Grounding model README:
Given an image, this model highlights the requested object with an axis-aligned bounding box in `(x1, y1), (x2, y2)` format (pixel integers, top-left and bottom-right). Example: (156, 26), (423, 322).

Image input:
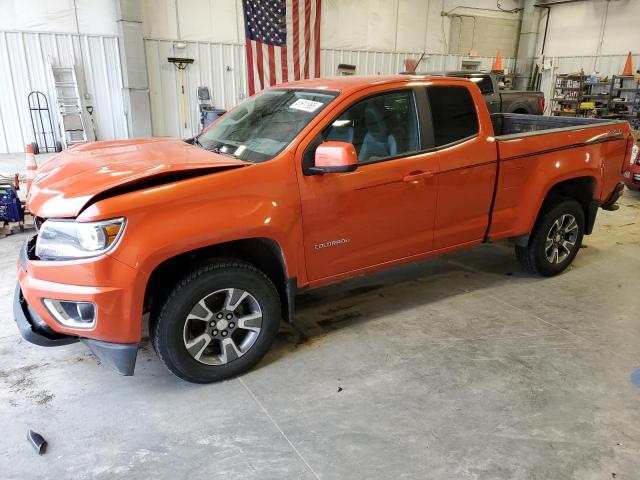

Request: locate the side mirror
(309, 141), (358, 174)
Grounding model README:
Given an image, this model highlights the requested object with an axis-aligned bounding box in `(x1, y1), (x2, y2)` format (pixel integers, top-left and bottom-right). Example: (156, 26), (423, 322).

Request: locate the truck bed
(491, 113), (623, 139)
(487, 112), (629, 242)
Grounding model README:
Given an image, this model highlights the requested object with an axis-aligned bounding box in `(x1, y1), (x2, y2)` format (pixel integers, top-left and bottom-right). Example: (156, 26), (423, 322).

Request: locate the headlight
(631, 144), (639, 165)
(35, 218), (126, 260)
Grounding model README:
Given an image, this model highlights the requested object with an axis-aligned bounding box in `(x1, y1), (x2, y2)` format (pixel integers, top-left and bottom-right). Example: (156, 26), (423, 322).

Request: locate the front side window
(427, 86), (479, 147)
(323, 90), (420, 164)
(198, 89), (337, 163)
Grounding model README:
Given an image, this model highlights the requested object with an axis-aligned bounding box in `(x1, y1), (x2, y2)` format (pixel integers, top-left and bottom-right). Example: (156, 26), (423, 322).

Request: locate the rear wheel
(152, 259), (281, 383)
(515, 198), (585, 276)
(30, 142), (39, 155)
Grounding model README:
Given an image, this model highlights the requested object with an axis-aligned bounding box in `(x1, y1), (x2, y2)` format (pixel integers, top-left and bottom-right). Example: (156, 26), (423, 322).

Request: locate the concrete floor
(1, 191), (639, 479)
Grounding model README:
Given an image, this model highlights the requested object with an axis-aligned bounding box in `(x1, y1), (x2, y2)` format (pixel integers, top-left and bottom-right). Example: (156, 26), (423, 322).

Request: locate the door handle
(402, 170), (434, 183)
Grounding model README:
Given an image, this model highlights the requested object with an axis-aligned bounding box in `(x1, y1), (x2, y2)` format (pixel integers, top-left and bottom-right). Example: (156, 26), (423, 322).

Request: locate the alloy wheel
(182, 288), (263, 365)
(544, 213), (579, 264)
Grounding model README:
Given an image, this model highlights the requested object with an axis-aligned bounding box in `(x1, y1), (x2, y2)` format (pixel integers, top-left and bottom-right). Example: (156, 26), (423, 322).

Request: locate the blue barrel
(0, 184), (23, 223)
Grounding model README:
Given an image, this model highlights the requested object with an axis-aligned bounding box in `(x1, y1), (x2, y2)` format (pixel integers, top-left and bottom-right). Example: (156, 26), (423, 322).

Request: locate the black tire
(55, 141), (63, 153)
(152, 259), (281, 383)
(30, 142), (39, 155)
(515, 198), (585, 277)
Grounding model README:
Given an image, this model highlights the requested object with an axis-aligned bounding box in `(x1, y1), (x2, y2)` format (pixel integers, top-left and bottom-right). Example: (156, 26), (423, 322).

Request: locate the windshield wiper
(193, 137), (237, 159)
(192, 136), (205, 148)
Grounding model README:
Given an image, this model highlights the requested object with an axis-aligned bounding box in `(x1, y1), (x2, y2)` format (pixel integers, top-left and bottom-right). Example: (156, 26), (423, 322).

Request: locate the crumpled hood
(28, 138), (249, 218)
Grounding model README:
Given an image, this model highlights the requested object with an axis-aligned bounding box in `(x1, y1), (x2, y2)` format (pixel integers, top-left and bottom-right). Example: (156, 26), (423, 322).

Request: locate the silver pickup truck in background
(405, 70), (545, 115)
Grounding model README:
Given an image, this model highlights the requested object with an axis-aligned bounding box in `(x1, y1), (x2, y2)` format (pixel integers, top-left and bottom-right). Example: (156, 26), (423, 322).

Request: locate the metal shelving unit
(551, 72), (589, 116)
(551, 71), (640, 127)
(604, 75), (640, 129)
(551, 72), (613, 118)
(581, 80), (611, 117)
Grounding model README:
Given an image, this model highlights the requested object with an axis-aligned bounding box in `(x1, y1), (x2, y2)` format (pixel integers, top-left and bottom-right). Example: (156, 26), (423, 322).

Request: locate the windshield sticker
(289, 99), (324, 113)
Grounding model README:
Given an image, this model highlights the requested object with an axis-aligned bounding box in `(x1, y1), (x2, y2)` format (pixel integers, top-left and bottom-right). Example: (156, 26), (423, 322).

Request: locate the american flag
(243, 0), (322, 95)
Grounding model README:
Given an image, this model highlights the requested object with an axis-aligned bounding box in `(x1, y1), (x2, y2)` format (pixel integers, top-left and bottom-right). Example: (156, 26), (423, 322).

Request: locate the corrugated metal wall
(144, 38), (515, 138)
(320, 49), (514, 77)
(0, 31), (127, 153)
(144, 40), (247, 140)
(4, 32), (637, 150)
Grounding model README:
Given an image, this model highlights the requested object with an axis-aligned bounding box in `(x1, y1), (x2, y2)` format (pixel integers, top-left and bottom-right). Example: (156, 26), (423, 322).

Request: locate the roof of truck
(405, 70), (492, 76)
(276, 74), (469, 93)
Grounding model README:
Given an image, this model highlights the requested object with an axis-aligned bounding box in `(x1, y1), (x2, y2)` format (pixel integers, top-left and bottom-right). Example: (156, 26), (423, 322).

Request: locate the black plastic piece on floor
(27, 430), (47, 455)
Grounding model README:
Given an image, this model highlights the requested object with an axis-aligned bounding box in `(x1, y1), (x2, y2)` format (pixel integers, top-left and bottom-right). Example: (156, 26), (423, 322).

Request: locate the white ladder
(51, 66), (87, 148)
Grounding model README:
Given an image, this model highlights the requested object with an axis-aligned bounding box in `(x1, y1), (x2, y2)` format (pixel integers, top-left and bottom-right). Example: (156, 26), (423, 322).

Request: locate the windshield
(197, 89), (338, 162)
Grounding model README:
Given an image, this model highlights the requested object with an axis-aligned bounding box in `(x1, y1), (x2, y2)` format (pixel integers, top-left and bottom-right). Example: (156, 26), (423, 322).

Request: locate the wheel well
(543, 176), (597, 234)
(144, 238), (293, 331)
(512, 176), (596, 247)
(512, 108), (528, 114)
(544, 176), (595, 213)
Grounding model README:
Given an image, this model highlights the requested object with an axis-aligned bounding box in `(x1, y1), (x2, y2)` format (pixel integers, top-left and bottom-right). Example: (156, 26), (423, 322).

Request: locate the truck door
(424, 85), (498, 249)
(296, 88), (439, 282)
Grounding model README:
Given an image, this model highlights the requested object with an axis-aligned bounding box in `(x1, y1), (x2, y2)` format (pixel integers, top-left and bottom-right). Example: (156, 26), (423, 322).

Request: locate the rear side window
(426, 86), (479, 147)
(469, 75), (493, 94)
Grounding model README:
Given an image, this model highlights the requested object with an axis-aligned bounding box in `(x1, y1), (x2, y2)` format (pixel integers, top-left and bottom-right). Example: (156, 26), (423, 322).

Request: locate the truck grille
(633, 173), (640, 185)
(26, 234), (39, 261)
(34, 216), (45, 232)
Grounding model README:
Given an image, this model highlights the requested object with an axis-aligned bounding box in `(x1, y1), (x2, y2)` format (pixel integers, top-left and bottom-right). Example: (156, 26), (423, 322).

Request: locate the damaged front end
(15, 237), (139, 376)
(15, 138), (254, 376)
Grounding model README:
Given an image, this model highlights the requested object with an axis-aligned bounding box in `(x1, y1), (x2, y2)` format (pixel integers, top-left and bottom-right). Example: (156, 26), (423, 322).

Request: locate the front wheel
(152, 259), (281, 383)
(515, 198), (585, 276)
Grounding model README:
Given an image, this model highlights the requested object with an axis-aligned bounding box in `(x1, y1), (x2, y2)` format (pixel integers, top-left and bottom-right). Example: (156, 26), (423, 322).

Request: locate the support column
(116, 0), (152, 137)
(514, 0), (541, 90)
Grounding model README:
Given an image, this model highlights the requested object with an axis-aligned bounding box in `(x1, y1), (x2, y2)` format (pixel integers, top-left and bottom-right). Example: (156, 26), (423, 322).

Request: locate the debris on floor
(27, 430), (47, 455)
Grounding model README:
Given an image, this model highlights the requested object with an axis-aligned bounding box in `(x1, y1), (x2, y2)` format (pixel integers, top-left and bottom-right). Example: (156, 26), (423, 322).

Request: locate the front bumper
(13, 283), (79, 347)
(623, 163), (640, 188)
(14, 237), (143, 376)
(14, 283), (138, 375)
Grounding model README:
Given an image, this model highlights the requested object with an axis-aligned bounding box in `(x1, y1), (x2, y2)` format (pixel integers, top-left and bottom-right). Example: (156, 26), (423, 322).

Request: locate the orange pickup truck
(15, 75), (630, 383)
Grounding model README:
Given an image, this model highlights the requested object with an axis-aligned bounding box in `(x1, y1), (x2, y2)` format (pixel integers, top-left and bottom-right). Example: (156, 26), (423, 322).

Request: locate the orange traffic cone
(622, 52), (633, 76)
(25, 144), (37, 198)
(492, 49), (503, 72)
